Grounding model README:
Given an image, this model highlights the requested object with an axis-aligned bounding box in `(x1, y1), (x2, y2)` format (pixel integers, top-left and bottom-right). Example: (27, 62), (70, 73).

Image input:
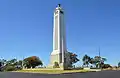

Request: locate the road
(0, 70), (120, 78)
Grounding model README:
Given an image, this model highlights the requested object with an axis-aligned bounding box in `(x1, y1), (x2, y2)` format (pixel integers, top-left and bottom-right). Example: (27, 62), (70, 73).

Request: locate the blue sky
(0, 0), (120, 66)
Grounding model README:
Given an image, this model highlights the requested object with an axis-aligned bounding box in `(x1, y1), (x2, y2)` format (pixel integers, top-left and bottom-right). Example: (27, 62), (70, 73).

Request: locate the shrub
(4, 66), (17, 71)
(102, 64), (112, 69)
(53, 62), (60, 68)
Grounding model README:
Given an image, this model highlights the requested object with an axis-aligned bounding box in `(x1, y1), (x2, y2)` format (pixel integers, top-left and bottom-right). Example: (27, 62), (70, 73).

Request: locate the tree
(6, 59), (17, 66)
(0, 59), (7, 66)
(82, 54), (91, 67)
(94, 56), (101, 68)
(14, 60), (23, 69)
(23, 56), (43, 68)
(89, 58), (96, 66)
(118, 62), (120, 67)
(69, 52), (79, 65)
(92, 56), (107, 68)
(23, 60), (30, 68)
(17, 60), (22, 66)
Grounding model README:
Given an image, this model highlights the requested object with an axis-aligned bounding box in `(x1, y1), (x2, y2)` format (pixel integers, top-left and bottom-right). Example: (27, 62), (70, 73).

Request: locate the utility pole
(99, 47), (100, 57)
(98, 47), (102, 69)
(22, 57), (24, 69)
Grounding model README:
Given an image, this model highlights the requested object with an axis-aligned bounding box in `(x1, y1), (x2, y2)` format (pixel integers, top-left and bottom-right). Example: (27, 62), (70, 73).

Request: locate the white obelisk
(50, 4), (70, 69)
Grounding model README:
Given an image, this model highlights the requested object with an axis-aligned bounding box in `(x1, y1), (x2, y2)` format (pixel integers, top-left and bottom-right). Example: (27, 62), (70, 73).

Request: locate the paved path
(0, 70), (120, 78)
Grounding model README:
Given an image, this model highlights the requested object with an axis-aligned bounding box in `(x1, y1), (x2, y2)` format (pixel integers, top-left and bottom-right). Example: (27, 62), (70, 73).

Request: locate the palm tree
(89, 58), (96, 67)
(6, 59), (17, 66)
(0, 59), (7, 66)
(82, 54), (91, 67)
(93, 56), (107, 68)
(101, 57), (107, 62)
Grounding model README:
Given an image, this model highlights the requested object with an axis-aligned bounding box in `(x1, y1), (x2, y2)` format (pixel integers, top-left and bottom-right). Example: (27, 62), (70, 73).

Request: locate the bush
(102, 64), (112, 69)
(53, 62), (60, 68)
(4, 66), (17, 71)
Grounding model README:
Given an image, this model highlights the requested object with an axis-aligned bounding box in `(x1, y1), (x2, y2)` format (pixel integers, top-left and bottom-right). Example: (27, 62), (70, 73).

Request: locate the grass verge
(16, 69), (90, 74)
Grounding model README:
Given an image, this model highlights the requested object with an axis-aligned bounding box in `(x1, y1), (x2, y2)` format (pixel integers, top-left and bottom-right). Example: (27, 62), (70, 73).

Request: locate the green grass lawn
(16, 69), (90, 74)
